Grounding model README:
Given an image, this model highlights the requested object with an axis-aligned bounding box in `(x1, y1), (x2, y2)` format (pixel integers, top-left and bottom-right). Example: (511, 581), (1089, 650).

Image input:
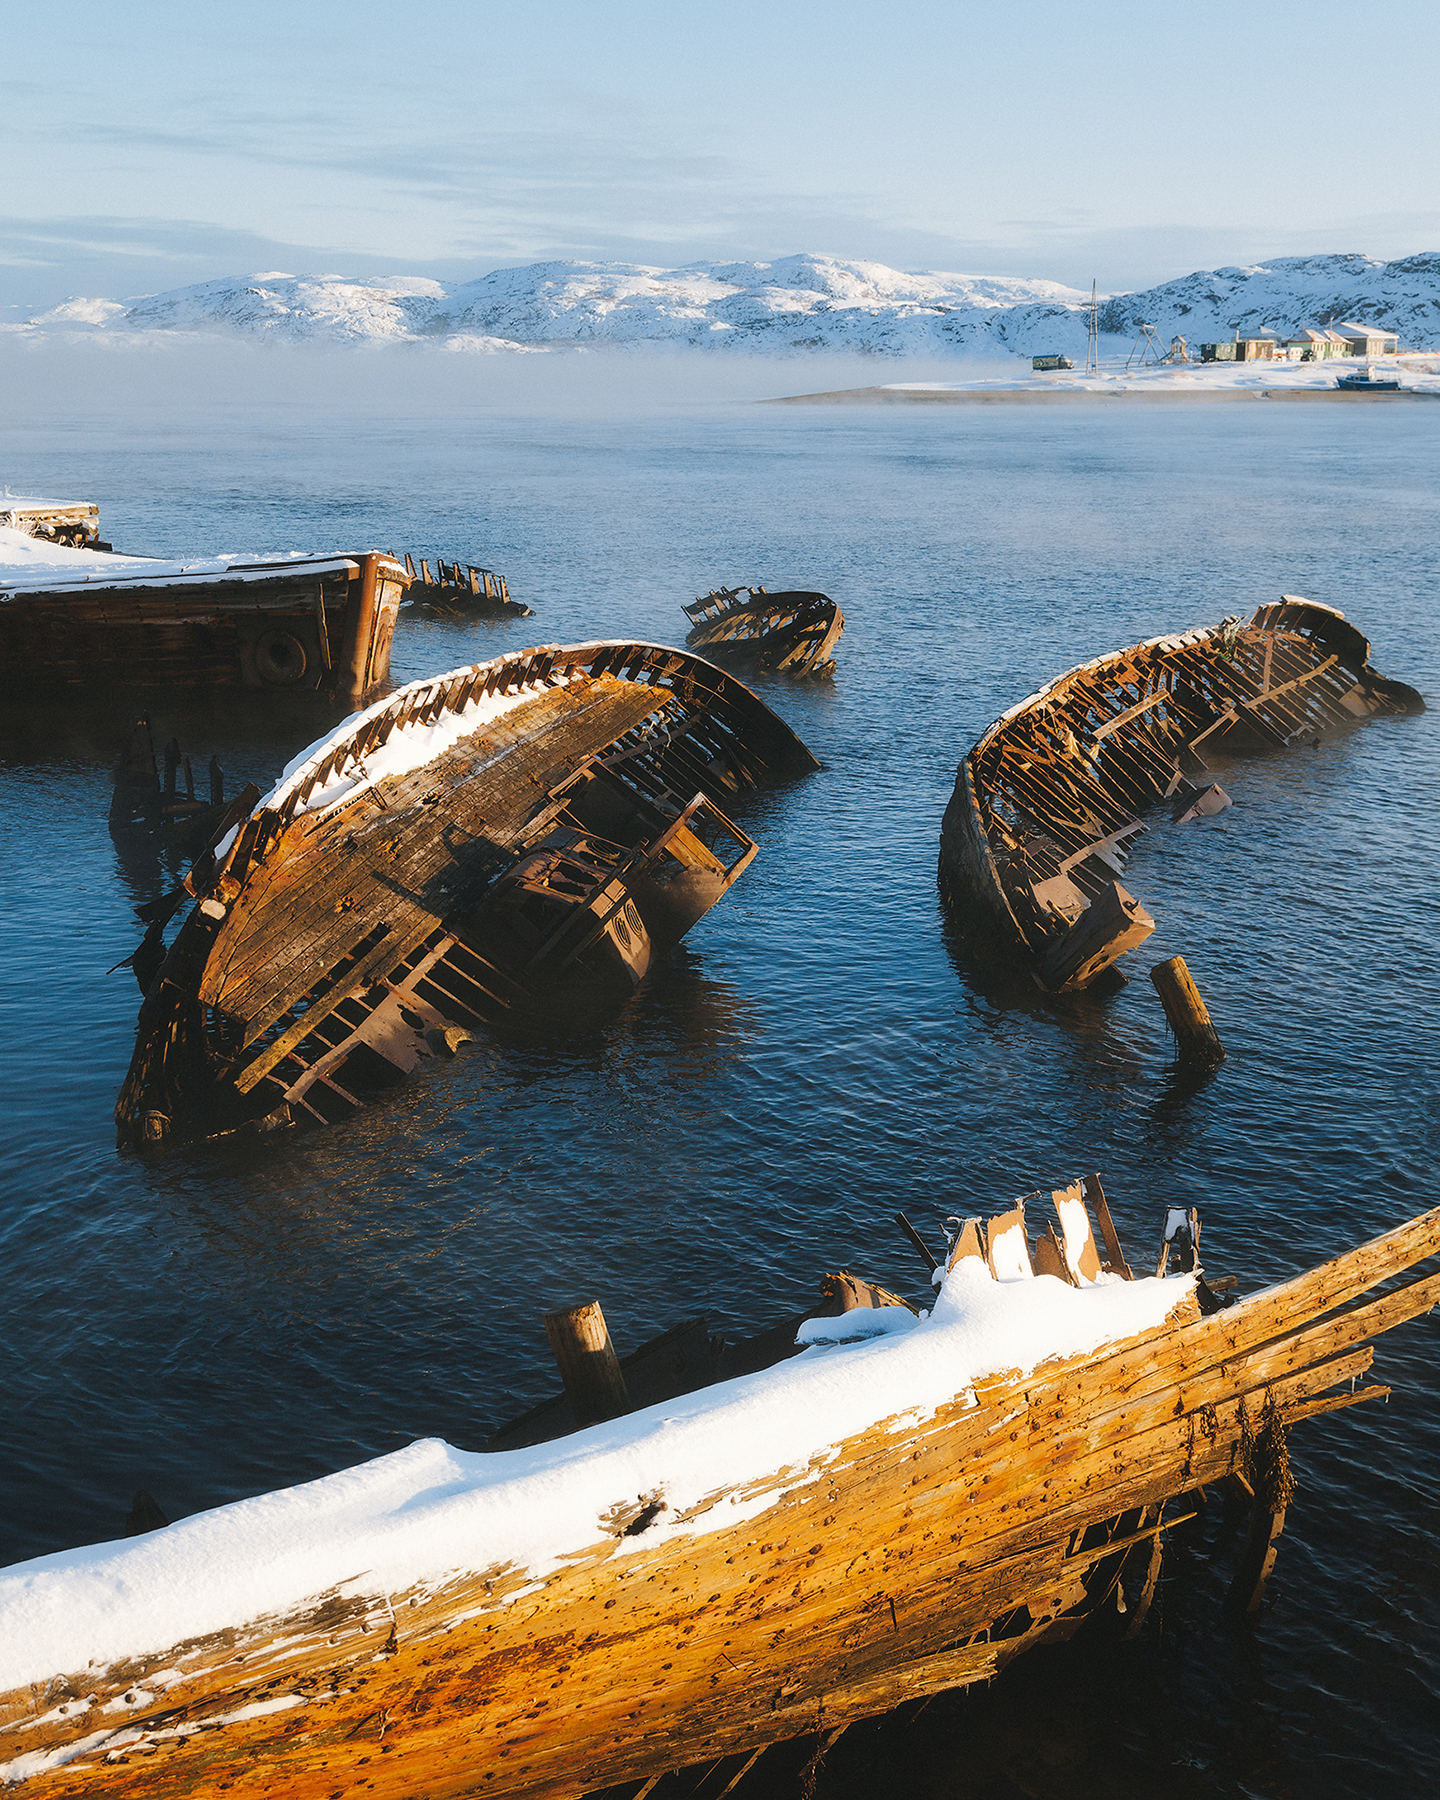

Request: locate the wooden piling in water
(1149, 954), (1225, 1067)
(543, 1301), (632, 1426)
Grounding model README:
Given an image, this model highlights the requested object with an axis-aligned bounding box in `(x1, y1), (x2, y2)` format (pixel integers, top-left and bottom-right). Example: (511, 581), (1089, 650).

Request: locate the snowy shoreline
(771, 354), (1440, 403)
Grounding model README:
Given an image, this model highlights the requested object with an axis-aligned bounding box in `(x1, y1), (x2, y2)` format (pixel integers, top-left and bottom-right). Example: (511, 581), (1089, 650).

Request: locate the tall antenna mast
(1086, 280), (1100, 376)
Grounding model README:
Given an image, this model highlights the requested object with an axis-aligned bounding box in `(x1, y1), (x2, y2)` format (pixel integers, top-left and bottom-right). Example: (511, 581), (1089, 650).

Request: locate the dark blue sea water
(2, 391), (1437, 1798)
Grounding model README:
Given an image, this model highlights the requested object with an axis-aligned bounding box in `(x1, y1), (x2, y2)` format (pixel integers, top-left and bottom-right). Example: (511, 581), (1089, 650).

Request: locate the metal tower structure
(1085, 280), (1100, 375)
(1125, 322), (1168, 370)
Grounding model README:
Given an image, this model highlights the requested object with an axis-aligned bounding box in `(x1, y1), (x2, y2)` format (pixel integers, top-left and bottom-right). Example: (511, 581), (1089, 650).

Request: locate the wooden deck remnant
(113, 641), (819, 1144)
(683, 586), (844, 679)
(2, 1188), (1434, 1800)
(939, 597), (1424, 991)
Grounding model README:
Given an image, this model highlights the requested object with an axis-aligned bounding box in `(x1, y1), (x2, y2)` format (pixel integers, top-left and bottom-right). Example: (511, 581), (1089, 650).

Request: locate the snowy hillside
(1097, 253), (1440, 349)
(6, 251), (1439, 359)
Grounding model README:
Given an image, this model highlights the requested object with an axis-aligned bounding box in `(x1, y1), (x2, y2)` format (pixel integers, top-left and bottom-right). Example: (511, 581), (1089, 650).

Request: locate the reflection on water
(0, 399), (1436, 1797)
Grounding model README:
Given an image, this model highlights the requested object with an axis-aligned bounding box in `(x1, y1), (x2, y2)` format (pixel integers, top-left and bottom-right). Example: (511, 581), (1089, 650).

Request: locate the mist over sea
(2, 349), (1436, 1798)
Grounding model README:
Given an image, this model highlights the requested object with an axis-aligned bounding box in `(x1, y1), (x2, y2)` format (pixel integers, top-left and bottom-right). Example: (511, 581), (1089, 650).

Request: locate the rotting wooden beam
(1150, 955), (1225, 1066)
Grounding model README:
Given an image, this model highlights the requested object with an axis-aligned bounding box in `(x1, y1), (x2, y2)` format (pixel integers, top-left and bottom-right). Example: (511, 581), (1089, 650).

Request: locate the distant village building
(1332, 321), (1400, 355)
(1199, 332), (1279, 362)
(1284, 328), (1349, 361)
(1203, 322), (1401, 363)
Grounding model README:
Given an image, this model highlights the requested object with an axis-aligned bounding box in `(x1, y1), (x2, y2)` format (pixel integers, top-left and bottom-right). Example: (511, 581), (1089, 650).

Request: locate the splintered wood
(939, 597), (1424, 989)
(4, 1197), (1434, 1800)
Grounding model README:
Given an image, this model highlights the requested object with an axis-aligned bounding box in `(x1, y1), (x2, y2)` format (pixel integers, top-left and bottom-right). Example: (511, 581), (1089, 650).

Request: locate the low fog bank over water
(0, 337), (991, 421)
(1, 384), (1437, 1798)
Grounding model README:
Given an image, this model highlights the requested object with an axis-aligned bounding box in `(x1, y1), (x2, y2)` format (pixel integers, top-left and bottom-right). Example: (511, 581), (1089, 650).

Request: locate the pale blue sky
(3, 0), (1437, 305)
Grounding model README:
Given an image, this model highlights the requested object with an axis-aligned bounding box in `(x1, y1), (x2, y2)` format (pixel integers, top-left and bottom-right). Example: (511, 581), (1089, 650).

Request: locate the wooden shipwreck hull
(114, 642), (818, 1145)
(401, 556), (532, 619)
(940, 597), (1424, 991)
(684, 587), (844, 679)
(1, 1193), (1434, 1800)
(0, 549), (410, 705)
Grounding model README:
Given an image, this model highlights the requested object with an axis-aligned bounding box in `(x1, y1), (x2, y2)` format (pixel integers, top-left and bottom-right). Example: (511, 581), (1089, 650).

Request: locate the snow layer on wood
(0, 494), (93, 514)
(1055, 1194), (1097, 1281)
(253, 665), (573, 822)
(0, 1258), (1190, 1693)
(0, 1694), (302, 1785)
(0, 524), (174, 581)
(0, 525), (356, 593)
(988, 1217), (1033, 1281)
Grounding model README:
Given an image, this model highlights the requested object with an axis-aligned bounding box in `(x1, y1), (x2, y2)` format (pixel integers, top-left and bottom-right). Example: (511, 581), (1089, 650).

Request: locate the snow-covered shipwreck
(940, 597), (1424, 992)
(0, 525), (411, 708)
(1, 1186), (1435, 1799)
(115, 641), (818, 1146)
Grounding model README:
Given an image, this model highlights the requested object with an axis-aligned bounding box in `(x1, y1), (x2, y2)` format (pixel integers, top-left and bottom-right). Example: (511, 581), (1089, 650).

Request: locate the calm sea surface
(2, 391), (1437, 1798)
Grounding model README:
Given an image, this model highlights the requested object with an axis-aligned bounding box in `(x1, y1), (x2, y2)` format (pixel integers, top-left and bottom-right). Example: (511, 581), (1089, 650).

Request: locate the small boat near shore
(0, 523), (411, 706)
(939, 596), (1424, 992)
(1334, 368), (1403, 392)
(114, 641), (818, 1145)
(1, 1186), (1434, 1799)
(684, 586), (844, 678)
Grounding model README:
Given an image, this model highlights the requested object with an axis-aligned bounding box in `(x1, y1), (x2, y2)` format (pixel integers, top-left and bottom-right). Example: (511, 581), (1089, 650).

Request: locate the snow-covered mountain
(7, 251), (1439, 358)
(1096, 253), (1440, 347)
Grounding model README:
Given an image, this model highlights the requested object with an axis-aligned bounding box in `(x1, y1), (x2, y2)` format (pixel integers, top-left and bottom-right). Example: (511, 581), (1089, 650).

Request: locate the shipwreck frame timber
(0, 551), (411, 704)
(939, 596), (1424, 991)
(400, 554), (531, 618)
(114, 641), (819, 1145)
(684, 587), (844, 679)
(1, 1193), (1434, 1800)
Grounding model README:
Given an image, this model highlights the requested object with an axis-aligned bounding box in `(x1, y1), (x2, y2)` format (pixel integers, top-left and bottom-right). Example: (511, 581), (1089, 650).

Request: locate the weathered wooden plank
(200, 680), (665, 1033)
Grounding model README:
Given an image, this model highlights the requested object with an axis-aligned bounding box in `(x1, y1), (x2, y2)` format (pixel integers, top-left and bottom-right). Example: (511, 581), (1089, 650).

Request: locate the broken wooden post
(543, 1301), (632, 1426)
(335, 553), (382, 705)
(183, 755), (195, 802)
(209, 756), (225, 807)
(1081, 1173), (1133, 1278)
(945, 1217), (985, 1269)
(1150, 954), (1224, 1067)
